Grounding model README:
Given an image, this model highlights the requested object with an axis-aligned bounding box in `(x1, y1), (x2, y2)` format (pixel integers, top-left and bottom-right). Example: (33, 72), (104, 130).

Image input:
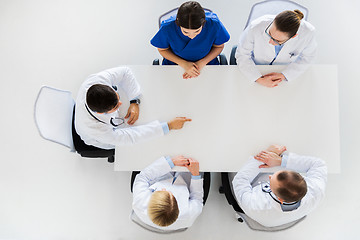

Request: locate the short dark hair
(86, 84), (118, 113)
(175, 1), (206, 29)
(276, 171), (307, 202)
(274, 10), (304, 38)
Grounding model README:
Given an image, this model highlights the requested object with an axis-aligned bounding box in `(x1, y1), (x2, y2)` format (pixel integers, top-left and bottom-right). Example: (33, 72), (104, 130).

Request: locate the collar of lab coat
(149, 174), (189, 214)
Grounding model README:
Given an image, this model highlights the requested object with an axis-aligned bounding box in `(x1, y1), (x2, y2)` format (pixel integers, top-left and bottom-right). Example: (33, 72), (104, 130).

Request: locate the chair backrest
(245, 0), (308, 29)
(158, 7), (212, 28)
(130, 210), (187, 233)
(34, 86), (75, 150)
(238, 212), (306, 231)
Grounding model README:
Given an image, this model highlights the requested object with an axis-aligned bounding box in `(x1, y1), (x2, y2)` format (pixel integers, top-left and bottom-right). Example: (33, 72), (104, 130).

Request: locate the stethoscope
(85, 104), (125, 127)
(260, 182), (301, 212)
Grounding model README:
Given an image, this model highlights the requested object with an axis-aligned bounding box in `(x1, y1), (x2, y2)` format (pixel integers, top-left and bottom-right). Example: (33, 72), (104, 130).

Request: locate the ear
(291, 34), (298, 39)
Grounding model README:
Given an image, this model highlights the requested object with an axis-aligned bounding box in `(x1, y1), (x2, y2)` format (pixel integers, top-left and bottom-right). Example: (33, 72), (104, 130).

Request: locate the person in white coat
(232, 145), (327, 227)
(235, 10), (317, 88)
(75, 66), (191, 149)
(132, 156), (203, 230)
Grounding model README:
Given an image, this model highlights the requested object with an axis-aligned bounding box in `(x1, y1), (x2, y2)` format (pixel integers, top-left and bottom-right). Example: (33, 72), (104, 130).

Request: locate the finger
(185, 118), (192, 122)
(125, 110), (130, 119)
(127, 113), (135, 124)
(192, 65), (200, 73)
(192, 67), (200, 75)
(259, 164), (269, 168)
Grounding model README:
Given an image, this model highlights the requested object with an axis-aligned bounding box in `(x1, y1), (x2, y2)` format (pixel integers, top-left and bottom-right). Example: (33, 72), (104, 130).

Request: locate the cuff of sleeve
(130, 96), (139, 101)
(191, 175), (201, 180)
(281, 151), (289, 167)
(161, 122), (170, 135)
(281, 73), (288, 81)
(165, 156), (174, 168)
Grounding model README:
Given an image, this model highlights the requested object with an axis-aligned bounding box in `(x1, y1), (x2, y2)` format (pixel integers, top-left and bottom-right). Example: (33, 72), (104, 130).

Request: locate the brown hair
(276, 171), (307, 202)
(148, 191), (179, 227)
(175, 1), (206, 29)
(274, 10), (304, 38)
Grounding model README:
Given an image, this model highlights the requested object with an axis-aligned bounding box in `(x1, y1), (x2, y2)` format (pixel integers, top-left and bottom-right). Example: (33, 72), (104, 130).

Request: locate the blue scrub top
(150, 12), (230, 65)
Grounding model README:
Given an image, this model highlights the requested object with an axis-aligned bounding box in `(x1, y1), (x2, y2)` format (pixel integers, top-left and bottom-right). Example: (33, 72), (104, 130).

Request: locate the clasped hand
(172, 155), (200, 176)
(256, 72), (285, 88)
(254, 144), (286, 168)
(182, 60), (206, 79)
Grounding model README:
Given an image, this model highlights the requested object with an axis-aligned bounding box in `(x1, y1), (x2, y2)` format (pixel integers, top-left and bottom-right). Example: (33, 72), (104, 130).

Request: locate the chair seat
(71, 106), (114, 158)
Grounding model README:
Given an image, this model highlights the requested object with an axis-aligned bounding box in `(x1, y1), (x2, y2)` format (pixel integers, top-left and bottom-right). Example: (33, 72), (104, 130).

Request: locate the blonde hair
(148, 191), (179, 227)
(274, 9), (304, 37)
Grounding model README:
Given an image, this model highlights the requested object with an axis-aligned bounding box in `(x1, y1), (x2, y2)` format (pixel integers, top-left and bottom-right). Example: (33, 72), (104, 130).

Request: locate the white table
(114, 65), (340, 173)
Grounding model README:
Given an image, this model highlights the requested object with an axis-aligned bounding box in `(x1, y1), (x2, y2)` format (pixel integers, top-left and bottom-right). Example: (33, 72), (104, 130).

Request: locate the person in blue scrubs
(151, 1), (230, 79)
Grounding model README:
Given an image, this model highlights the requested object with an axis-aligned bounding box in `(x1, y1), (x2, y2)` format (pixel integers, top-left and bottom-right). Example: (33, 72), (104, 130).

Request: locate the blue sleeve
(161, 122), (170, 135)
(150, 25), (170, 49)
(191, 175), (202, 180)
(165, 156), (175, 168)
(213, 19), (230, 46)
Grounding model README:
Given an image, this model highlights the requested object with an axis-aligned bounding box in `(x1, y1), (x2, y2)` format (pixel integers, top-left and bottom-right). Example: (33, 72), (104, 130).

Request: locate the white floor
(1, 0), (360, 239)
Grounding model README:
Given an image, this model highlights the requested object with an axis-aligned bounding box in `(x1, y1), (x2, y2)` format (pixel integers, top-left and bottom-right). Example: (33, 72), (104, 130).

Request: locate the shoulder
(204, 12), (222, 28)
(159, 16), (177, 31)
(247, 15), (274, 32)
(298, 20), (316, 36)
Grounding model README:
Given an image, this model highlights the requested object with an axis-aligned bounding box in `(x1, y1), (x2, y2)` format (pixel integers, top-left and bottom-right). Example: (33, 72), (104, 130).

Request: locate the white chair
(230, 0), (309, 65)
(34, 86), (115, 163)
(245, 0), (308, 29)
(34, 86), (75, 151)
(130, 210), (187, 234)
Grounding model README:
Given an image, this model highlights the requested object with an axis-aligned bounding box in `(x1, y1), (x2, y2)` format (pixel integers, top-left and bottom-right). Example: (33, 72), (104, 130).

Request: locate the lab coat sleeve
(235, 26), (263, 82)
(90, 120), (166, 146)
(97, 67), (141, 100)
(232, 157), (263, 207)
(284, 152), (327, 201)
(185, 177), (204, 225)
(281, 30), (317, 81)
(132, 157), (172, 209)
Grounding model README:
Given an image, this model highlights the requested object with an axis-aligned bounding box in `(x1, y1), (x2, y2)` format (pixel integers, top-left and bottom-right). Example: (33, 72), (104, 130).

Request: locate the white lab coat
(132, 157), (203, 230)
(75, 67), (166, 149)
(235, 15), (317, 82)
(232, 152), (327, 227)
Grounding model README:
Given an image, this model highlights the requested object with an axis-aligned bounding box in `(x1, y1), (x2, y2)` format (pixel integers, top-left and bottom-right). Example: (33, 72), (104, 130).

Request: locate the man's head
(269, 170), (307, 203)
(148, 190), (179, 227)
(86, 84), (122, 113)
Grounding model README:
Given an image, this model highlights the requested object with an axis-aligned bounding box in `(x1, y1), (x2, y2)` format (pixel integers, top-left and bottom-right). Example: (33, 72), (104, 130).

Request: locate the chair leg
(152, 59), (160, 65)
(130, 171), (141, 193)
(108, 155), (114, 163)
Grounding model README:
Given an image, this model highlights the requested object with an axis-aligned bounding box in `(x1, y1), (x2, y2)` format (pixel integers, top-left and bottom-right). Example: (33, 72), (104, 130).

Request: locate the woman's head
(148, 190), (179, 227)
(267, 10), (304, 46)
(274, 9), (304, 38)
(175, 1), (205, 39)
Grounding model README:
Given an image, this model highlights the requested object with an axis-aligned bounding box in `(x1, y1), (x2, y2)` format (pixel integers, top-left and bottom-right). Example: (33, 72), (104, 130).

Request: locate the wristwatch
(130, 98), (141, 105)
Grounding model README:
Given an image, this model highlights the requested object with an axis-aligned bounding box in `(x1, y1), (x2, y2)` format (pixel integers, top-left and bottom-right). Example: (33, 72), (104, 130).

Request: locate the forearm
(158, 48), (187, 66)
(199, 45), (224, 65)
(232, 158), (262, 201)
